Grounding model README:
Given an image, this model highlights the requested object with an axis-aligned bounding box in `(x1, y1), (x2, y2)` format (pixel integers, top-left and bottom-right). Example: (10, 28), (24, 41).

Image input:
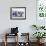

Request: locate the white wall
(0, 0), (37, 42)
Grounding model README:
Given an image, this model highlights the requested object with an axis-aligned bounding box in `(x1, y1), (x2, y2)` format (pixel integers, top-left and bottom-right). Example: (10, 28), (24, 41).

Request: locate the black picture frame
(10, 7), (26, 20)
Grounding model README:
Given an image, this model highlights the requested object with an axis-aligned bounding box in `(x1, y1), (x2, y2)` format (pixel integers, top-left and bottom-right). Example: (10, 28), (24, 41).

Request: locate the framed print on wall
(36, 0), (46, 26)
(37, 0), (46, 19)
(10, 7), (26, 20)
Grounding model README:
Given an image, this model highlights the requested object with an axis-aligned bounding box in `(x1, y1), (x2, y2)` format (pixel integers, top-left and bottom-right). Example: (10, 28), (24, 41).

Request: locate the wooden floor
(0, 42), (46, 46)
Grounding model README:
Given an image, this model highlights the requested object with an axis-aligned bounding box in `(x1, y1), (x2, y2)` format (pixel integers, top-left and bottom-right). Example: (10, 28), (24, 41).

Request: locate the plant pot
(37, 39), (45, 44)
(40, 38), (45, 43)
(37, 39), (40, 43)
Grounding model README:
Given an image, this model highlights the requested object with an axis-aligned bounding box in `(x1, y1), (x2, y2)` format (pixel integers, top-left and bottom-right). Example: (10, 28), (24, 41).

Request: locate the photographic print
(10, 7), (26, 20)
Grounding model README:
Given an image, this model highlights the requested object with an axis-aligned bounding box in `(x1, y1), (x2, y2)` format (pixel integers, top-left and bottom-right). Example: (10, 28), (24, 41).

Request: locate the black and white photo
(10, 7), (26, 20)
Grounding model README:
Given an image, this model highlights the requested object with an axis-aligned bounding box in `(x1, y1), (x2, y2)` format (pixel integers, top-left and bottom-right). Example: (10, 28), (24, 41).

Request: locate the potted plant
(32, 25), (39, 30)
(40, 26), (45, 29)
(33, 32), (46, 43)
(32, 24), (45, 30)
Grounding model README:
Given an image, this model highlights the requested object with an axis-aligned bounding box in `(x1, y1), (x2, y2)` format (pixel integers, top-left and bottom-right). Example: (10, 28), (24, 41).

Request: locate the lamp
(11, 27), (18, 34)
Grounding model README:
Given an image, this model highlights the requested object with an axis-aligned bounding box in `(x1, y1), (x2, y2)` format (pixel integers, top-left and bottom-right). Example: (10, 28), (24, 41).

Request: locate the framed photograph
(36, 0), (46, 25)
(10, 7), (26, 20)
